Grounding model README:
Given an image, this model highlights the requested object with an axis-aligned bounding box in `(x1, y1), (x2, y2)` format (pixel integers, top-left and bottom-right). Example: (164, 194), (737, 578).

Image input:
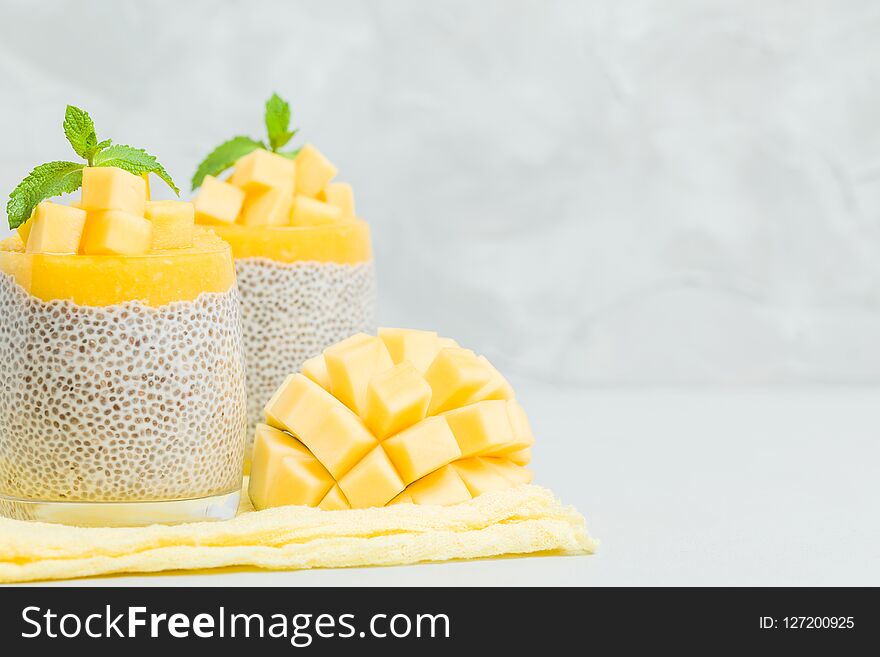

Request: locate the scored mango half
(249, 328), (534, 510)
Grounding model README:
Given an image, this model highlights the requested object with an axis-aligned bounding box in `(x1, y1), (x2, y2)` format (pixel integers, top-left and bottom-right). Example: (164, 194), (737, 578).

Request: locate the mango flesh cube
(294, 144), (338, 198)
(263, 374), (376, 478)
(443, 400), (515, 458)
(144, 200), (195, 250)
(382, 416), (462, 485)
(239, 184), (293, 227)
(248, 424), (334, 510)
(194, 175), (245, 225)
(438, 337), (459, 349)
(301, 354), (331, 390)
(337, 445), (404, 508)
(378, 327), (441, 373)
(79, 210), (152, 256)
(324, 333), (394, 417)
(290, 195), (343, 226)
(483, 457), (533, 485)
(232, 148), (296, 193)
(81, 166), (147, 216)
(318, 484), (351, 511)
(406, 465), (472, 506)
(502, 400), (536, 453)
(425, 348), (492, 415)
(25, 202), (87, 255)
(318, 182), (355, 219)
(465, 355), (515, 405)
(364, 362), (431, 439)
(142, 173), (151, 201)
(452, 457), (516, 496)
(505, 447), (532, 466)
(16, 213), (34, 245)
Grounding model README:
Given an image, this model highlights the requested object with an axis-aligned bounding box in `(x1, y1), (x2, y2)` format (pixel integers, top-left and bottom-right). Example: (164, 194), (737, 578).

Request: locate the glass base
(0, 490), (241, 527)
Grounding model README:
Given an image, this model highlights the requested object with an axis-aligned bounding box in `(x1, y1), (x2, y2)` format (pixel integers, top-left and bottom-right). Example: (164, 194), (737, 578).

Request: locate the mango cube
(294, 144), (338, 198)
(387, 491), (414, 505)
(443, 400), (515, 458)
(382, 416), (462, 485)
(301, 354), (331, 390)
(337, 445), (405, 508)
(465, 355), (515, 404)
(424, 348), (492, 415)
(144, 200), (195, 250)
(378, 327), (442, 373)
(318, 182), (355, 219)
(290, 195), (343, 226)
(318, 484), (351, 511)
(142, 173), (151, 201)
(406, 465), (472, 506)
(505, 447), (532, 466)
(81, 166), (147, 216)
(263, 374), (376, 478)
(231, 148), (296, 193)
(80, 210), (152, 256)
(452, 457), (516, 496)
(483, 457), (533, 485)
(194, 175), (245, 225)
(239, 184), (294, 227)
(324, 333), (394, 417)
(364, 362), (432, 439)
(248, 424), (334, 509)
(16, 212), (34, 245)
(25, 202), (87, 255)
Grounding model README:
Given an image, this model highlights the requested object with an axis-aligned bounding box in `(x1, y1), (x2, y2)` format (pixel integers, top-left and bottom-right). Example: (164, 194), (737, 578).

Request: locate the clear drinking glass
(0, 228), (246, 526)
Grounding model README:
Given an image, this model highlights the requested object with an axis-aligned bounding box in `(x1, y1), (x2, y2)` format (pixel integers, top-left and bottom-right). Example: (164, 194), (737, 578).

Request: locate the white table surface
(22, 382), (880, 587)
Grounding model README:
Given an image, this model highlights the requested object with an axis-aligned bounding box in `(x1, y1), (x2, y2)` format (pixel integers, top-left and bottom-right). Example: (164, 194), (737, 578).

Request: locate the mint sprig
(6, 105), (179, 229)
(191, 92), (300, 191)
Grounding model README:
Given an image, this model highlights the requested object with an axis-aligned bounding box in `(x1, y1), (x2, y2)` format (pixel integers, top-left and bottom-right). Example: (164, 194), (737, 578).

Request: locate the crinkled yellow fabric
(0, 484), (595, 583)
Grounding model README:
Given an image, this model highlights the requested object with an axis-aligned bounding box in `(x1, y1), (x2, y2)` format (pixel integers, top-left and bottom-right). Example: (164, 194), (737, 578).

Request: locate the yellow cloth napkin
(0, 484), (596, 583)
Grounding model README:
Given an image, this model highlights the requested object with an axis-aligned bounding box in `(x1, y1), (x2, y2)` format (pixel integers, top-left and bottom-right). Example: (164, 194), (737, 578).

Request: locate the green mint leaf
(265, 93), (295, 151)
(277, 147), (302, 160)
(190, 136), (263, 190)
(93, 144), (180, 196)
(63, 105), (98, 161)
(94, 138), (112, 153)
(6, 161), (84, 229)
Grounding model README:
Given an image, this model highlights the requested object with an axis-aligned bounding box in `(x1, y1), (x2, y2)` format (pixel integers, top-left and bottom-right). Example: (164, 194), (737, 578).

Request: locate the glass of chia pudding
(193, 139), (376, 469)
(0, 138), (247, 525)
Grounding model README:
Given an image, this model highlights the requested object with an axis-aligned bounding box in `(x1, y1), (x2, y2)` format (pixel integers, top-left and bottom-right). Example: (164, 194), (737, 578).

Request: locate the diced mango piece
(248, 424), (335, 510)
(239, 184), (294, 227)
(290, 195), (343, 226)
(194, 175), (245, 225)
(443, 400), (514, 458)
(387, 491), (414, 505)
(301, 354), (331, 390)
(318, 484), (351, 511)
(505, 447), (532, 466)
(142, 173), (151, 201)
(318, 182), (354, 219)
(382, 416), (462, 485)
(16, 212), (34, 245)
(365, 362), (432, 439)
(144, 200), (194, 250)
(438, 337), (459, 349)
(324, 333), (394, 417)
(501, 400), (536, 453)
(452, 457), (515, 496)
(424, 348), (492, 415)
(406, 465), (472, 506)
(81, 166), (147, 216)
(464, 355), (515, 405)
(294, 144), (338, 198)
(25, 202), (87, 255)
(263, 374), (376, 478)
(378, 328), (441, 373)
(337, 445), (404, 508)
(231, 148), (296, 192)
(80, 210), (152, 256)
(483, 457), (533, 485)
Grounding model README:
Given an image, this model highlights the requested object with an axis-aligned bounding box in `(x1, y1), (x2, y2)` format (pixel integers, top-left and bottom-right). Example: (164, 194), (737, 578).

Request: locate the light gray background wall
(2, 0), (879, 385)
